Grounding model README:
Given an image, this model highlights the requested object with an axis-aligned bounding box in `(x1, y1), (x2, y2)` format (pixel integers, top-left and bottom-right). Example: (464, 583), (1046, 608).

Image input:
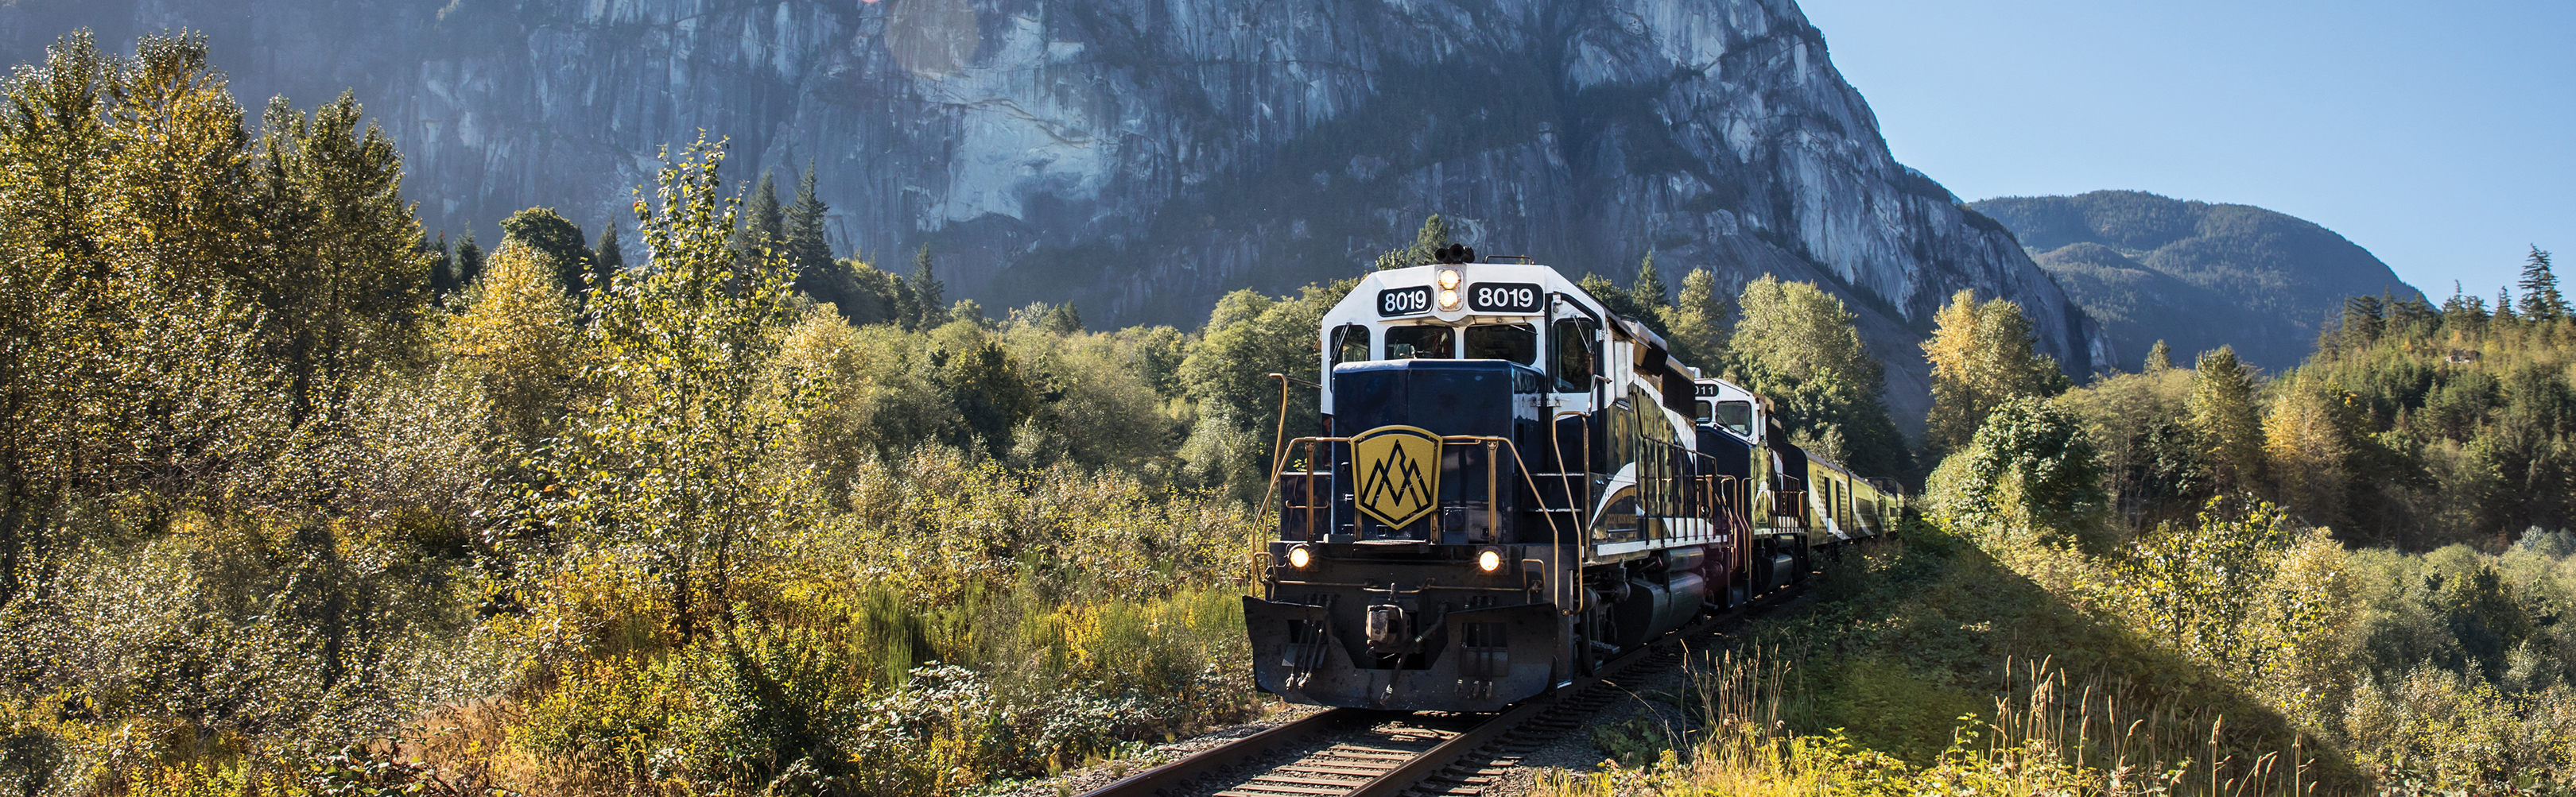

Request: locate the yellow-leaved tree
(444, 240), (583, 451)
(1922, 289), (2066, 456)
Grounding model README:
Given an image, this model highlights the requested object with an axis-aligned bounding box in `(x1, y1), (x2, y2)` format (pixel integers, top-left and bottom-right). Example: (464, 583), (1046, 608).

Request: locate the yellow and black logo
(1352, 425), (1442, 528)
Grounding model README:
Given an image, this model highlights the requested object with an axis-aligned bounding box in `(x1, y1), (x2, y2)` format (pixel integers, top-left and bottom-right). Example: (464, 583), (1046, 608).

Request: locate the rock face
(1973, 191), (2420, 373)
(0, 0), (2103, 427)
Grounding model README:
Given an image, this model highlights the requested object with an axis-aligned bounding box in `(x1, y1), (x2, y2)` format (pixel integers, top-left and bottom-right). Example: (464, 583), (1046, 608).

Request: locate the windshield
(1463, 323), (1536, 364)
(1385, 326), (1453, 359)
(1332, 324), (1371, 366)
(1714, 400), (1752, 438)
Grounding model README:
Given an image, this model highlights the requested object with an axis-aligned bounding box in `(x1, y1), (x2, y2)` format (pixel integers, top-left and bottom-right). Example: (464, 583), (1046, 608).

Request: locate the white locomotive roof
(1321, 262), (1605, 328)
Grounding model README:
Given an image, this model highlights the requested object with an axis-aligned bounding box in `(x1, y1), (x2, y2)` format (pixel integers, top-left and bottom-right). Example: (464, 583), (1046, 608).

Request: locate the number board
(1466, 282), (1543, 314)
(1376, 286), (1433, 317)
(1694, 382), (1721, 397)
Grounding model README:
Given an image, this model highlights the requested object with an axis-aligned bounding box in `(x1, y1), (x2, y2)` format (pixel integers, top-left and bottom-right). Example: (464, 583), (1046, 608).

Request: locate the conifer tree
(2146, 339), (2173, 373)
(2496, 286), (2518, 323)
(2343, 294), (2385, 343)
(1658, 268), (1728, 368)
(735, 170), (785, 266)
(457, 234), (485, 286)
(2520, 246), (2562, 321)
(499, 207), (591, 296)
(1631, 251), (1668, 310)
(427, 232), (456, 300)
(786, 163), (832, 277)
(1375, 214), (1449, 271)
(909, 244), (945, 329)
(592, 222), (623, 292)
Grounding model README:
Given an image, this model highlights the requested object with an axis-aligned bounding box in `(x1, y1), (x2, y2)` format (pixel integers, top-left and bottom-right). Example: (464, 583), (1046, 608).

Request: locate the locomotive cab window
(1547, 319), (1596, 392)
(1463, 323), (1536, 364)
(1331, 324), (1371, 366)
(1714, 400), (1752, 438)
(1385, 325), (1454, 359)
(1694, 400), (1714, 424)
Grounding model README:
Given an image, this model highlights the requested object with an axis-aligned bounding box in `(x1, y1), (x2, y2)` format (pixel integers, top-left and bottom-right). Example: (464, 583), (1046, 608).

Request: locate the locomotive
(1243, 252), (1904, 712)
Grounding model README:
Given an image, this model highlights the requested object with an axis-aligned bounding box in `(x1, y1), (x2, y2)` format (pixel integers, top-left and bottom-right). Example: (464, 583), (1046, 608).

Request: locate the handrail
(1259, 433), (1583, 613)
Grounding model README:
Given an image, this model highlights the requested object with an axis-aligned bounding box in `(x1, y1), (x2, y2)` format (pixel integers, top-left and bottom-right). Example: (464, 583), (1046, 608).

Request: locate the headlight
(1436, 267), (1462, 290)
(1476, 547), (1503, 573)
(1288, 544), (1312, 569)
(1437, 288), (1461, 311)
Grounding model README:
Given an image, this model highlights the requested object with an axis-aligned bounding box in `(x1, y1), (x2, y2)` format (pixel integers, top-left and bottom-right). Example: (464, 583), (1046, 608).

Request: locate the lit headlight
(1289, 544), (1312, 569)
(1476, 547), (1502, 573)
(1437, 288), (1461, 311)
(1435, 267), (1462, 290)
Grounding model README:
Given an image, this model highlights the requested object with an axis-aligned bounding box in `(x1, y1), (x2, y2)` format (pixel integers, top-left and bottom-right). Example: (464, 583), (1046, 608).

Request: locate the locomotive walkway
(1074, 589), (1805, 797)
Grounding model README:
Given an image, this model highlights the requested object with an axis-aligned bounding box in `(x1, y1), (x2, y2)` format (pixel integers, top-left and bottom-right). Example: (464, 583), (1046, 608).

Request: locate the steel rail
(1073, 707), (1368, 797)
(1076, 587), (1804, 797)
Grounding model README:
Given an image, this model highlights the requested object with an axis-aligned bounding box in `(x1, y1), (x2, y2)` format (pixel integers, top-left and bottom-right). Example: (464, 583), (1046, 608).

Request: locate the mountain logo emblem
(1351, 425), (1442, 529)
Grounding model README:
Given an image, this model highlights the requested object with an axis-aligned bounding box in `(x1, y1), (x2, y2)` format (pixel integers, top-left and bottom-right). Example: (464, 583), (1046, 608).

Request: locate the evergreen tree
(2521, 246), (2562, 321)
(783, 162), (859, 319)
(457, 234), (485, 287)
(1658, 268), (1728, 369)
(1630, 251), (1668, 310)
(1374, 214), (1449, 270)
(592, 222), (624, 292)
(908, 244), (945, 329)
(1578, 273), (1653, 326)
(786, 163), (830, 271)
(427, 232), (456, 300)
(2497, 286), (2519, 323)
(2342, 294), (2386, 343)
(734, 170), (785, 263)
(2146, 339), (2173, 373)
(499, 207), (592, 296)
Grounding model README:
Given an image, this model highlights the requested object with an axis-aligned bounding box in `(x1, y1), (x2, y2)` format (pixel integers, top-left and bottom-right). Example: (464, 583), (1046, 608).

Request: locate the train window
(1463, 323), (1536, 364)
(1713, 400), (1752, 438)
(1694, 400), (1714, 424)
(1547, 319), (1596, 392)
(1384, 325), (1453, 359)
(1331, 324), (1371, 366)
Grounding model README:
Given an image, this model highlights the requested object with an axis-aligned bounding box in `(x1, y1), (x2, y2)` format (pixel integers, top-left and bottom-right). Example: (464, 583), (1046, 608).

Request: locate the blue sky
(1799, 0), (2576, 300)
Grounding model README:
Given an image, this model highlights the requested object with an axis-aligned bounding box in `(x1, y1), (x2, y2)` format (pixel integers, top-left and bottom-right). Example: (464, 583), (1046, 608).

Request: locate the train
(1243, 250), (1905, 712)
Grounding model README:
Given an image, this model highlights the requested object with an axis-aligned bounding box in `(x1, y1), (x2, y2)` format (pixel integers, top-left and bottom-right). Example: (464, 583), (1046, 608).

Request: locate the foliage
(1177, 280), (1353, 497)
(1728, 276), (1910, 476)
(1924, 397), (2106, 551)
(497, 207), (592, 299)
(1371, 213), (1447, 271)
(1922, 289), (2067, 455)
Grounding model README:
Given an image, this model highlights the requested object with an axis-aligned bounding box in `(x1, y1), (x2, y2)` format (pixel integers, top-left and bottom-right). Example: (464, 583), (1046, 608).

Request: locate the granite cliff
(0, 0), (2105, 426)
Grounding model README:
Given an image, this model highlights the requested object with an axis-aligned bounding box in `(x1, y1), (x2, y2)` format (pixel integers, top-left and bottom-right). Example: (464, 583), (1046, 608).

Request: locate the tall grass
(1548, 650), (2320, 796)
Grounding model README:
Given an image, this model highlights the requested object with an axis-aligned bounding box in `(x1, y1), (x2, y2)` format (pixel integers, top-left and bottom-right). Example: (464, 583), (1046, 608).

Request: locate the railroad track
(1077, 590), (1802, 797)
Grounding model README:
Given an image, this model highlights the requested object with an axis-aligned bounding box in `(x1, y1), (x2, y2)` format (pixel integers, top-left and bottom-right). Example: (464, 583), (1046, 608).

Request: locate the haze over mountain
(0, 0), (2109, 423)
(1970, 191), (2419, 373)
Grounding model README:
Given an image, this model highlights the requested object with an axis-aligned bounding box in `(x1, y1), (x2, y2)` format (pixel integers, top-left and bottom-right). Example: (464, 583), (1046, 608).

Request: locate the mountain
(1971, 191), (2419, 373)
(0, 0), (2105, 426)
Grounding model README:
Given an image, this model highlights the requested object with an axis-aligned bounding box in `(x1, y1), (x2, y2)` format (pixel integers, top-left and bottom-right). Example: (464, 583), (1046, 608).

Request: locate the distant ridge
(1970, 191), (2419, 373)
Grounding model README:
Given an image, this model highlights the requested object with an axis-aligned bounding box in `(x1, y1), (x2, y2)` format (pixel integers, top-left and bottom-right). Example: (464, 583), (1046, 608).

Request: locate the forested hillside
(1972, 191), (2419, 372)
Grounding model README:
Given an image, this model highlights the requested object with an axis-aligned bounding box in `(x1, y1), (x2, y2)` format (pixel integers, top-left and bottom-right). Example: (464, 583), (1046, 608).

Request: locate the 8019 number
(1467, 282), (1543, 313)
(1377, 286), (1433, 317)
